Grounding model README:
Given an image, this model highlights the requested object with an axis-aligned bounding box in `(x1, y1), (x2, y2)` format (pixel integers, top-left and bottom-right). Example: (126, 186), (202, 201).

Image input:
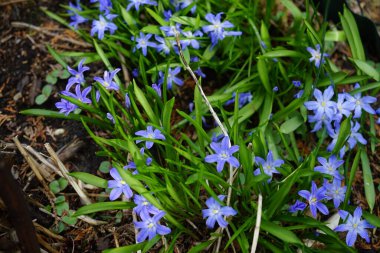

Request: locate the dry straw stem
(174, 31), (239, 253)
(174, 31), (238, 253)
(44, 143), (92, 205)
(250, 194), (263, 253)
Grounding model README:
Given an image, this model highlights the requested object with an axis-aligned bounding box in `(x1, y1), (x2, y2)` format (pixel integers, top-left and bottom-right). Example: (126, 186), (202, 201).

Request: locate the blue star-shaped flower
(322, 179), (346, 208)
(306, 44), (329, 68)
(94, 68), (120, 91)
(298, 181), (329, 218)
(202, 12), (242, 47)
(134, 211), (171, 242)
(133, 195), (160, 215)
(314, 155), (344, 181)
(253, 150), (284, 182)
(158, 67), (184, 90)
(335, 207), (375, 246)
(61, 84), (92, 104)
(205, 136), (239, 173)
(66, 58), (89, 90)
(132, 32), (157, 56)
(135, 126), (166, 149)
(346, 83), (376, 118)
(90, 14), (118, 40)
(202, 195), (237, 229)
(126, 0), (157, 11)
(107, 168), (133, 200)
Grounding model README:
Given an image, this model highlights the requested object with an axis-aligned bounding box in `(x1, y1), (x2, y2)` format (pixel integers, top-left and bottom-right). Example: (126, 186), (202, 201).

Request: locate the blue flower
(304, 86), (336, 121)
(224, 92), (252, 108)
(132, 68), (139, 78)
(152, 83), (162, 97)
(346, 83), (377, 118)
(55, 99), (78, 116)
(90, 0), (112, 13)
(205, 136), (239, 172)
(194, 67), (206, 78)
(163, 9), (173, 21)
(61, 84), (92, 104)
(202, 195), (237, 229)
(108, 168), (133, 200)
(334, 93), (355, 122)
(91, 14), (117, 40)
(133, 195), (160, 215)
(154, 35), (170, 55)
(347, 121), (367, 149)
(335, 207), (375, 246)
(134, 211), (171, 242)
(298, 181), (329, 218)
(322, 179), (346, 208)
(132, 32), (157, 56)
(253, 150), (284, 182)
(123, 161), (138, 175)
(202, 12), (242, 47)
(376, 108), (380, 124)
(127, 0), (157, 11)
(306, 44), (329, 68)
(68, 1), (87, 29)
(179, 30), (203, 50)
(66, 58), (89, 90)
(160, 23), (182, 37)
(94, 68), (120, 91)
(158, 67), (183, 90)
(289, 200), (307, 213)
(314, 155), (344, 181)
(292, 80), (302, 88)
(106, 112), (115, 124)
(173, 0), (197, 14)
(294, 89), (304, 99)
(125, 93), (131, 109)
(135, 126), (166, 149)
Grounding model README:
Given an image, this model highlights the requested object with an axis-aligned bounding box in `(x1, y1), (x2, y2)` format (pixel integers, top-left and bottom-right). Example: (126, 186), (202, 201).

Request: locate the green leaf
(261, 50), (304, 58)
(69, 172), (108, 188)
(280, 0), (302, 22)
(257, 58), (271, 93)
(120, 5), (137, 30)
(325, 30), (346, 42)
(342, 6), (365, 61)
(73, 201), (134, 216)
(59, 69), (70, 79)
(140, 25), (161, 35)
(188, 240), (215, 253)
(62, 215), (77, 225)
(103, 243), (146, 253)
(58, 178), (68, 191)
(42, 85), (53, 96)
(134, 82), (159, 125)
(46, 74), (58, 84)
(56, 202), (69, 216)
(360, 151), (375, 212)
(145, 8), (167, 26)
(46, 44), (68, 68)
(261, 220), (302, 245)
(162, 98), (175, 133)
(352, 59), (380, 81)
(98, 161), (111, 173)
(332, 116), (351, 154)
(279, 114), (304, 134)
(35, 94), (48, 105)
(49, 180), (60, 194)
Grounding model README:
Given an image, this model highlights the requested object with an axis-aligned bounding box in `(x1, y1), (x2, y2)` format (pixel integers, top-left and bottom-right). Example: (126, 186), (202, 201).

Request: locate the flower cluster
(304, 84), (376, 157)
